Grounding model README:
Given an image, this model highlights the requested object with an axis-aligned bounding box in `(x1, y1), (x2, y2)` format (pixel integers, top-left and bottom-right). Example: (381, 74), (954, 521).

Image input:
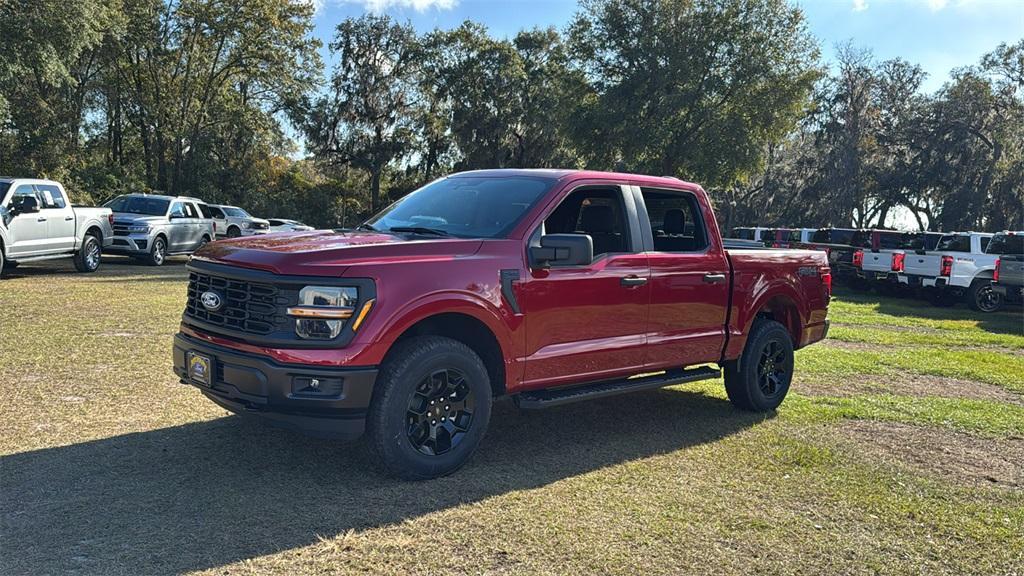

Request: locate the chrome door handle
(37, 217), (47, 222)
(620, 275), (648, 287)
(703, 273), (727, 284)
(65, 216), (74, 221)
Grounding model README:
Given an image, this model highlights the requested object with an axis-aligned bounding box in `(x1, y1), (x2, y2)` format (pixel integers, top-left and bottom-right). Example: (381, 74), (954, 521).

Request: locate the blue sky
(311, 0), (1024, 93)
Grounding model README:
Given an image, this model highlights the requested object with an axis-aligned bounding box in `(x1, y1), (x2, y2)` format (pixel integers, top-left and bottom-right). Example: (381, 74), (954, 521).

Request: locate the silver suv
(104, 194), (216, 265)
(207, 205), (269, 238)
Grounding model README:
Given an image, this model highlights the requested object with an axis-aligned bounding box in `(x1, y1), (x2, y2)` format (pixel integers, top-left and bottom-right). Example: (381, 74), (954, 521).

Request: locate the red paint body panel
(182, 170), (829, 396)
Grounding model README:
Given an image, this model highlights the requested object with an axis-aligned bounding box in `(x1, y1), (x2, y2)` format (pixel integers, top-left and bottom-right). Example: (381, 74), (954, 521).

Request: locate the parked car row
(0, 178), (315, 276)
(728, 225), (1023, 313)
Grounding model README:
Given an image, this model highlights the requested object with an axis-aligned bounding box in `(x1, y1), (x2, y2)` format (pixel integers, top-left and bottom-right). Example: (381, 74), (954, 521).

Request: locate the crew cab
(989, 232), (1023, 305)
(0, 178), (113, 277)
(909, 232), (996, 309)
(172, 170), (831, 479)
(104, 194), (216, 266)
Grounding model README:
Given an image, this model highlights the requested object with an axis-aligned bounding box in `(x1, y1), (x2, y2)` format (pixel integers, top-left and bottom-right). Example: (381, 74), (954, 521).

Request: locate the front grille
(113, 224), (131, 236)
(185, 272), (286, 335)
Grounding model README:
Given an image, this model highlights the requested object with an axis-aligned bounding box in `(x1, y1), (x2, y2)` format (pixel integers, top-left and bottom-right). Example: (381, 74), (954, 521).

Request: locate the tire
(197, 235), (211, 251)
(967, 279), (1003, 313)
(0, 247), (4, 278)
(366, 336), (492, 480)
(724, 319), (794, 412)
(146, 236), (167, 266)
(227, 226), (241, 238)
(73, 233), (102, 273)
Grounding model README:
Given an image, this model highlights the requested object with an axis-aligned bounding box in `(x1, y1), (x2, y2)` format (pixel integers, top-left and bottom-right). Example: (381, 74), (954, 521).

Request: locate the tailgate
(999, 256), (1024, 286)
(904, 253), (939, 277)
(861, 251), (894, 273)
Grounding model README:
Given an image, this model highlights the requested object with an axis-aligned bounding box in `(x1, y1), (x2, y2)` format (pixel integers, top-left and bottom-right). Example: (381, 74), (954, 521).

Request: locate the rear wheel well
(84, 225), (103, 243)
(755, 296), (801, 347)
(391, 313), (506, 397)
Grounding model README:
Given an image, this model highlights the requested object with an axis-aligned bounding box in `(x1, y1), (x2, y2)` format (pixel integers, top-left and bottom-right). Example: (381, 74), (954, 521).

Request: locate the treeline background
(1, 0), (1020, 232)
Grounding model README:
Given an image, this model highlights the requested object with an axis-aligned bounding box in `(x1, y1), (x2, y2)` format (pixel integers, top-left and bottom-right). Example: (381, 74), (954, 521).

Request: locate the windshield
(223, 207), (250, 218)
(366, 176), (554, 239)
(104, 196), (170, 216)
(987, 234), (1023, 255)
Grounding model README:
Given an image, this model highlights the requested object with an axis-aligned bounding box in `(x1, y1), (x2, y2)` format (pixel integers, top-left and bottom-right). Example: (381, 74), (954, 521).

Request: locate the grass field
(1, 258), (1022, 575)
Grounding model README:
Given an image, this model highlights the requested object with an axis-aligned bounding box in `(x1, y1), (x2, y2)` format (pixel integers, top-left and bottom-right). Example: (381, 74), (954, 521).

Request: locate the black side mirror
(11, 196), (40, 215)
(529, 234), (594, 268)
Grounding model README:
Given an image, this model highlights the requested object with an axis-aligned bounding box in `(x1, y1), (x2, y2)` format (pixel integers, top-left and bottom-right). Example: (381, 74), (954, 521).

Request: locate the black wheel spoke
(406, 367), (476, 456)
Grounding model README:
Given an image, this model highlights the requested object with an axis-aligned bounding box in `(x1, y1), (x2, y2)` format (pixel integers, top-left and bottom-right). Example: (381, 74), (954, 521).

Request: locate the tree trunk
(370, 168), (382, 213)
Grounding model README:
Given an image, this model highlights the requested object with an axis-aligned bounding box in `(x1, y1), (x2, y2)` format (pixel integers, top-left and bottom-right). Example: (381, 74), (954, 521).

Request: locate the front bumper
(106, 233), (153, 254)
(172, 332), (377, 440)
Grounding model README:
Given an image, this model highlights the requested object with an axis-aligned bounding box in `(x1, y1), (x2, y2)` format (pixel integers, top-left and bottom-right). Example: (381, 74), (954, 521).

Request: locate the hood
(193, 230), (483, 276)
(113, 214), (166, 225)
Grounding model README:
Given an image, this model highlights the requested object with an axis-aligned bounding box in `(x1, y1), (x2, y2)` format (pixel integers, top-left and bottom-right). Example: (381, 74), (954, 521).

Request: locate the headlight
(244, 222), (254, 229)
(128, 225), (150, 234)
(288, 286), (359, 339)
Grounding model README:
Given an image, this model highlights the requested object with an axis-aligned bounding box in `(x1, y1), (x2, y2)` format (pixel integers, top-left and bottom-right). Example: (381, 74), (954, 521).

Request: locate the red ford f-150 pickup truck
(173, 170), (831, 479)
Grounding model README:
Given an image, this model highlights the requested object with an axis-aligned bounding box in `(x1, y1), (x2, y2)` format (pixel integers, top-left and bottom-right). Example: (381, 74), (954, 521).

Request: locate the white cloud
(852, 0), (868, 11)
(357, 0), (458, 12)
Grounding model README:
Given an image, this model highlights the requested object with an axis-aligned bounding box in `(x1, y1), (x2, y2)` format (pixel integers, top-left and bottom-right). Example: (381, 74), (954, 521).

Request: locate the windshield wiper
(355, 223), (378, 232)
(386, 226), (451, 237)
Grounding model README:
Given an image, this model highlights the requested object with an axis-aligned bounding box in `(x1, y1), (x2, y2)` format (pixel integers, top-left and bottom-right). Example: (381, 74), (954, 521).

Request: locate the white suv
(207, 205), (270, 238)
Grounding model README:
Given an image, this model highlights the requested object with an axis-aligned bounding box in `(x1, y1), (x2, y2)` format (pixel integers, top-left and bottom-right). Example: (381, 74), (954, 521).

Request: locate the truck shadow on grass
(832, 287), (1023, 336)
(1, 388), (764, 575)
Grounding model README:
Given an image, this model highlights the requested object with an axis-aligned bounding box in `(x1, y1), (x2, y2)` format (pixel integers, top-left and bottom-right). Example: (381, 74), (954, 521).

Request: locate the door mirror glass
(530, 234), (593, 268)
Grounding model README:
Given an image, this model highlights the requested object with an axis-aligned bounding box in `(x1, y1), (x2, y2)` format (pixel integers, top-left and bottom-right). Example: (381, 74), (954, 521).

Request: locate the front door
(637, 187), (730, 369)
(519, 185), (650, 389)
(5, 185), (54, 257)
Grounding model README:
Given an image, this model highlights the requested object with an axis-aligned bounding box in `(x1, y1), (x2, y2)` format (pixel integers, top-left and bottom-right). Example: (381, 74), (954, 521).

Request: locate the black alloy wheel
(406, 368), (476, 456)
(756, 338), (791, 399)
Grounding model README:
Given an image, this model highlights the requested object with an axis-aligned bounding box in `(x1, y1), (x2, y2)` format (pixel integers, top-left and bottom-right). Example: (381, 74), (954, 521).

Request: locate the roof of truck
(450, 169), (701, 189)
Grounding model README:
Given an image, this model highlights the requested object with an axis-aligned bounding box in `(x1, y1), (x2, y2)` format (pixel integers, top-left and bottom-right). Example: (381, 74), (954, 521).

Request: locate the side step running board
(515, 366), (721, 410)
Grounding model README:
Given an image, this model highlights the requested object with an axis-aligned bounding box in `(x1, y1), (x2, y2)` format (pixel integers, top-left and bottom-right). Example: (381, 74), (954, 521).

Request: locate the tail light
(772, 242), (780, 248)
(994, 258), (1001, 282)
(820, 267), (832, 297)
(853, 250), (864, 268)
(107, 213), (114, 227)
(891, 252), (905, 272)
(213, 221), (217, 233)
(940, 255), (953, 276)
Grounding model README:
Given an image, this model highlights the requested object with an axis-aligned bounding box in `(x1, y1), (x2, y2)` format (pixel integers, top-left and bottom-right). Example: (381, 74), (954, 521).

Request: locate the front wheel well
(389, 313), (506, 398)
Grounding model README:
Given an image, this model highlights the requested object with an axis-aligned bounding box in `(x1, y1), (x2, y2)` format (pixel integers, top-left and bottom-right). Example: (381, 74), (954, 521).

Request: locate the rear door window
(35, 184), (67, 209)
(641, 189), (709, 252)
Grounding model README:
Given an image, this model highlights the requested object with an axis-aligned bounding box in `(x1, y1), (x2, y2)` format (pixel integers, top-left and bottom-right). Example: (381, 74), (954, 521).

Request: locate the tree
(299, 15), (420, 212)
(567, 0), (820, 186)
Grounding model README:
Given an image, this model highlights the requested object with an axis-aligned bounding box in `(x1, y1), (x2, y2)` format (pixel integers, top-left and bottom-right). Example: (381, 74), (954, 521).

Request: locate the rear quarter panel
(724, 249), (830, 360)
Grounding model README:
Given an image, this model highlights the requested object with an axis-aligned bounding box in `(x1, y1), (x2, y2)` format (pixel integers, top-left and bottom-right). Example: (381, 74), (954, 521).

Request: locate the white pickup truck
(0, 178), (114, 277)
(902, 232), (999, 311)
(857, 231), (944, 291)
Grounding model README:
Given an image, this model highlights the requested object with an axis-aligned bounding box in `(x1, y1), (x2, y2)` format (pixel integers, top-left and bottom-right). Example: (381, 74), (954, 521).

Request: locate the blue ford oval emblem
(201, 291), (223, 312)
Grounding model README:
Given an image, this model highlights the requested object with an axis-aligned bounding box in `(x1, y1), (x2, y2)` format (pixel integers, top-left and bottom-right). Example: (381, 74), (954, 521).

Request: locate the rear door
(636, 186), (730, 369)
(35, 183), (76, 252)
(519, 184), (650, 389)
